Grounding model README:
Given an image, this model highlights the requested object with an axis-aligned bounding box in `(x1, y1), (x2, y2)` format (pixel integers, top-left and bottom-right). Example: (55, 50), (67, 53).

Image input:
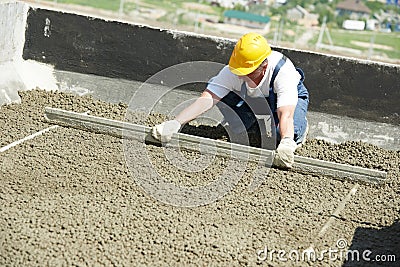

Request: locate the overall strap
(269, 55), (287, 90)
(237, 54), (287, 108)
(267, 55), (287, 124)
(236, 82), (247, 107)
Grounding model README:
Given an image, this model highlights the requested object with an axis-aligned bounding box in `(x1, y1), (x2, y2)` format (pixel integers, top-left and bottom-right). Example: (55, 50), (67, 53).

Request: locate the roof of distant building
(336, 0), (371, 14)
(223, 10), (270, 23)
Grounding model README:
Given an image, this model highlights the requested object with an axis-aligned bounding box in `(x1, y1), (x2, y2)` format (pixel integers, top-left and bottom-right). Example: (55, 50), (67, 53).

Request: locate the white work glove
(274, 137), (297, 169)
(152, 120), (181, 143)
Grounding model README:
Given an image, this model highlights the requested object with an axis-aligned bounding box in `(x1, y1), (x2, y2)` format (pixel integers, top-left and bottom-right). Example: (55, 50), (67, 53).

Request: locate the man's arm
(175, 90), (220, 124)
(152, 90), (220, 142)
(276, 105), (296, 139)
(273, 104), (297, 169)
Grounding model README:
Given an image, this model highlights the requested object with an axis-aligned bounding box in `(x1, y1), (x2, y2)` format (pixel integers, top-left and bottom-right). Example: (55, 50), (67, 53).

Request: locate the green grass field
(44, 0), (208, 12)
(311, 28), (400, 59)
(47, 0), (121, 11)
(262, 20), (400, 61)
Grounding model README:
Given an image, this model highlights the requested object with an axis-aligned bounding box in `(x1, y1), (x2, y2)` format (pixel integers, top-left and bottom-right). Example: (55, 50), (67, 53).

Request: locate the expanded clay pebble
(0, 89), (399, 266)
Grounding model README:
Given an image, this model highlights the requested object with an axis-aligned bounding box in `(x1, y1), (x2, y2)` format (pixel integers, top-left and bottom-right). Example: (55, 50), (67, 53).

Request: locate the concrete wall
(278, 48), (400, 124)
(22, 8), (234, 82)
(1, 2), (399, 124)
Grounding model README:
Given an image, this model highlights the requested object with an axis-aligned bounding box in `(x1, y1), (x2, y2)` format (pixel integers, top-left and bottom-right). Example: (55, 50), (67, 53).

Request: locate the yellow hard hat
(228, 33), (272, 76)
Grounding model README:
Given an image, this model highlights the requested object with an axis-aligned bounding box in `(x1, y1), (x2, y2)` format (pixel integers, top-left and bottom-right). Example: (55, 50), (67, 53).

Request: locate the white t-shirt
(207, 51), (300, 108)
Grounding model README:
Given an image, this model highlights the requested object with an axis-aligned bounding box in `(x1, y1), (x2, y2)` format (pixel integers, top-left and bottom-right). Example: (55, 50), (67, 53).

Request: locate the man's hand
(274, 137), (297, 169)
(152, 120), (181, 143)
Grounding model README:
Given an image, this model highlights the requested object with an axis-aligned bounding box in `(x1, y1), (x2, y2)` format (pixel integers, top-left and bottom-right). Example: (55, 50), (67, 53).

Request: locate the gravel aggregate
(0, 90), (398, 266)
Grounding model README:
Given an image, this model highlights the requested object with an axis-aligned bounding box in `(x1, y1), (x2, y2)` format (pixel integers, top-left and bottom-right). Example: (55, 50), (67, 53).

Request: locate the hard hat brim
(228, 64), (259, 76)
(228, 48), (271, 76)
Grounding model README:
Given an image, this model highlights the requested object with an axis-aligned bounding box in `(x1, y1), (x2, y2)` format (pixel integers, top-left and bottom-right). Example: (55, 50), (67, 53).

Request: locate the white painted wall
(0, 1), (27, 62)
(0, 1), (57, 105)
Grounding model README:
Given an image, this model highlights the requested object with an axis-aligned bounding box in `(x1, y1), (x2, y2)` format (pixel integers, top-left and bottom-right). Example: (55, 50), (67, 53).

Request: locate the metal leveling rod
(44, 107), (387, 184)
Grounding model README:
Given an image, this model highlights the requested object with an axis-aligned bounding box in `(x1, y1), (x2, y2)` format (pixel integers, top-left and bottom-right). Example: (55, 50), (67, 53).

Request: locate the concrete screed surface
(0, 90), (399, 266)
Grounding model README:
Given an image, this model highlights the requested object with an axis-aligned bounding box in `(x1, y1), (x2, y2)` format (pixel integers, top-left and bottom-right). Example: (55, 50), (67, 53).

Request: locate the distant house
(336, 0), (371, 20)
(223, 10), (271, 30)
(287, 5), (305, 20)
(275, 0), (287, 6)
(287, 5), (319, 27)
(209, 0), (249, 8)
(374, 9), (400, 31)
(342, 19), (365, 30)
(385, 0), (399, 6)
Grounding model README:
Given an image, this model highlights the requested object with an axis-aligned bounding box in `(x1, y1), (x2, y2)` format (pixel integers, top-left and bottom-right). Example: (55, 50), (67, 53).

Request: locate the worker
(152, 32), (309, 169)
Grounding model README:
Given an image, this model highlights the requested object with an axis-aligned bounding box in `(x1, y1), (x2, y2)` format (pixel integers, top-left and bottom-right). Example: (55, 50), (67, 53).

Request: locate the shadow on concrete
(180, 124), (276, 150)
(181, 124), (228, 141)
(342, 219), (399, 266)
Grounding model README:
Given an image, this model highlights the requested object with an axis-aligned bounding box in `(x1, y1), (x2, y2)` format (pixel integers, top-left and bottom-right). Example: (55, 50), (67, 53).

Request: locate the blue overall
(216, 56), (309, 145)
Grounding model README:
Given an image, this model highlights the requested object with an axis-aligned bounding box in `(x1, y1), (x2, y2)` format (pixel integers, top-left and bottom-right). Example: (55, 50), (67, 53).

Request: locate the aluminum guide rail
(44, 107), (387, 184)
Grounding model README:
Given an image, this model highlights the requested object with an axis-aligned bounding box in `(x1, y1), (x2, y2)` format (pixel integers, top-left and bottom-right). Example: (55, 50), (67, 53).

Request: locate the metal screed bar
(44, 107), (387, 184)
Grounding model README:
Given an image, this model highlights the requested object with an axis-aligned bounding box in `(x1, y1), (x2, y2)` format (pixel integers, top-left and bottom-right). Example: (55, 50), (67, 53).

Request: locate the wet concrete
(0, 90), (399, 266)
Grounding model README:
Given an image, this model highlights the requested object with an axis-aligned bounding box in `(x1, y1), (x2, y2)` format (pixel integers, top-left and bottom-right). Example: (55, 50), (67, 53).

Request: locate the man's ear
(262, 59), (268, 68)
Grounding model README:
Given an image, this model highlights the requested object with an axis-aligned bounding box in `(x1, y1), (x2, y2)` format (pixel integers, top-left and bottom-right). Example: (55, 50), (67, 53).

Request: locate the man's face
(246, 65), (265, 81)
(238, 62), (268, 85)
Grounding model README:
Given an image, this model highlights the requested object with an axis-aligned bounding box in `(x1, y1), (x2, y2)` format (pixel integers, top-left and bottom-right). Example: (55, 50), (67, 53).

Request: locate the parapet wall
(1, 2), (400, 124)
